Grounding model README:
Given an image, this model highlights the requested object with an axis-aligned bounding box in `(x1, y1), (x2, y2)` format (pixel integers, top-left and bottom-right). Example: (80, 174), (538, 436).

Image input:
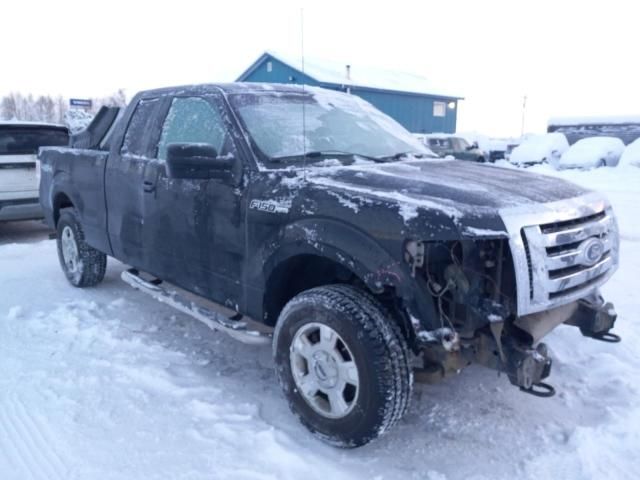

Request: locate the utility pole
(520, 95), (527, 137)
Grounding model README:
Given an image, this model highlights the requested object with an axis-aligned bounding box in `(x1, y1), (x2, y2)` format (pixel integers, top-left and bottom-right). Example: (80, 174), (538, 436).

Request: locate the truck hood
(306, 159), (591, 236)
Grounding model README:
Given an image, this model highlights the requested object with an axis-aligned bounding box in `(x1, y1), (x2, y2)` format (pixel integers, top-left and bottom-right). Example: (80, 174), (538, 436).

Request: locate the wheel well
(263, 255), (358, 326)
(262, 254), (414, 344)
(53, 193), (74, 225)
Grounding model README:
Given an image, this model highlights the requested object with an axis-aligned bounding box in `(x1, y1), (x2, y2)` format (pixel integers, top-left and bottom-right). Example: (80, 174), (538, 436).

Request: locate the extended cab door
(144, 94), (246, 308)
(105, 96), (166, 269)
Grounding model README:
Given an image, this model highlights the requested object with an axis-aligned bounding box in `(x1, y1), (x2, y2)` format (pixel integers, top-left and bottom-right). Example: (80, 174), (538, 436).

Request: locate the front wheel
(56, 208), (107, 287)
(273, 285), (413, 448)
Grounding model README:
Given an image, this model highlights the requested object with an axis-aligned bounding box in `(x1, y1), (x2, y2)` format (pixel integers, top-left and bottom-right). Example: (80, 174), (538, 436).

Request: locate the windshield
(457, 137), (471, 149)
(229, 87), (433, 166)
(0, 126), (69, 155)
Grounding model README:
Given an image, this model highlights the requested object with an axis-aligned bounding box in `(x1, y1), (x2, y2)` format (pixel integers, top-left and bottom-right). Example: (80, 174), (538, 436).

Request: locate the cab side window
(120, 97), (161, 157)
(157, 96), (230, 161)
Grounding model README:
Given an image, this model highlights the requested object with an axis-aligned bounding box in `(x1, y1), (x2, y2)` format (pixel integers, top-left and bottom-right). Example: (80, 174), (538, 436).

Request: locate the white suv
(0, 122), (69, 222)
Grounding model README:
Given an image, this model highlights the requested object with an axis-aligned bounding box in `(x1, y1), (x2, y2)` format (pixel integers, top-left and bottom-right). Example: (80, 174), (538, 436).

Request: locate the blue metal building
(237, 51), (463, 134)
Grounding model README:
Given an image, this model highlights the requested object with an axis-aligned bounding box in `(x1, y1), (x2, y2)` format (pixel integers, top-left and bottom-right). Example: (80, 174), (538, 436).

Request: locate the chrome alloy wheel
(60, 226), (80, 274)
(290, 322), (360, 419)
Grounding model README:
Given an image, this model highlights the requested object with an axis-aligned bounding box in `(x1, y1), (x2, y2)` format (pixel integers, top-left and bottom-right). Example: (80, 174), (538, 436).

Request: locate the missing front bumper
(414, 290), (620, 395)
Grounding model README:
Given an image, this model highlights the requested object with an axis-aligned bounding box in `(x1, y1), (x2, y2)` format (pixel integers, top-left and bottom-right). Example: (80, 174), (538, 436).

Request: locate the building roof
(237, 51), (463, 99)
(548, 115), (640, 127)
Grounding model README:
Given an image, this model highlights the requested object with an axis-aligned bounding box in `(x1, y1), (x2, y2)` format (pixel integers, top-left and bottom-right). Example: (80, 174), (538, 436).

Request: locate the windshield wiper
(271, 150), (384, 163)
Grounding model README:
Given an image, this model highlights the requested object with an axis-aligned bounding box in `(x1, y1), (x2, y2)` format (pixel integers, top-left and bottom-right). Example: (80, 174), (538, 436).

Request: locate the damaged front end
(404, 211), (620, 397)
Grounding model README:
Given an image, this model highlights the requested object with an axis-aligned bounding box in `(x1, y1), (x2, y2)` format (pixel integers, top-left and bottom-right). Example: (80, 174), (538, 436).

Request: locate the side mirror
(166, 143), (234, 179)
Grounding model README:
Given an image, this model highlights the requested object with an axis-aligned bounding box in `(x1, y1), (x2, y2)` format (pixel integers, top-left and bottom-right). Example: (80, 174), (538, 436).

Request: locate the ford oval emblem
(580, 238), (605, 266)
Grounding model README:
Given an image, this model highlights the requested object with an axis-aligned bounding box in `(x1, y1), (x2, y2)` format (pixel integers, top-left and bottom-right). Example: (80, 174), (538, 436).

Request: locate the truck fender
(260, 218), (406, 293)
(50, 171), (84, 224)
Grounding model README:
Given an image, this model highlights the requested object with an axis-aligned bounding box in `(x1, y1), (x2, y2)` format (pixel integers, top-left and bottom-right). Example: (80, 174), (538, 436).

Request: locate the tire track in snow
(0, 410), (35, 480)
(0, 391), (70, 480)
(0, 399), (41, 480)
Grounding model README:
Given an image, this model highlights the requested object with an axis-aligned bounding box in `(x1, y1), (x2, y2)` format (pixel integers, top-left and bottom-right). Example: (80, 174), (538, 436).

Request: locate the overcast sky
(2, 0), (637, 136)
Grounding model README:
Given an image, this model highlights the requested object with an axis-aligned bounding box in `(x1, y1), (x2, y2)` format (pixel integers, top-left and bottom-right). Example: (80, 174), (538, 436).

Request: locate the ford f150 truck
(39, 83), (621, 448)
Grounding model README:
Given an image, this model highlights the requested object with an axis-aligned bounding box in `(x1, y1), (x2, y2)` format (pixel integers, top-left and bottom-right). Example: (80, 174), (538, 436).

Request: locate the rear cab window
(0, 125), (69, 156)
(120, 97), (163, 158)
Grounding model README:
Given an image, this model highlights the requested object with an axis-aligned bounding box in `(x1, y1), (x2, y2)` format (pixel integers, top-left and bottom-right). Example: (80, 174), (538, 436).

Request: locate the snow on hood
(307, 159), (589, 226)
(510, 133), (569, 165)
(559, 137), (625, 169)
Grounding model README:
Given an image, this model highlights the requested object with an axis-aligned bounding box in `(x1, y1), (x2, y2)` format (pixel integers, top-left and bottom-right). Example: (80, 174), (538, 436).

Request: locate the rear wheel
(273, 284), (413, 447)
(56, 208), (107, 287)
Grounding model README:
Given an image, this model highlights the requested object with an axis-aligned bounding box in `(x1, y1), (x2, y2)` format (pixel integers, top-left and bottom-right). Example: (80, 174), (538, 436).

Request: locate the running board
(121, 269), (271, 345)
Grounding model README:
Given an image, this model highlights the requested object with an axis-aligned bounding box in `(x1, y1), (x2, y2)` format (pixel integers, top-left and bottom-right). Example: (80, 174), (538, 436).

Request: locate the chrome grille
(522, 208), (618, 306)
(501, 192), (619, 315)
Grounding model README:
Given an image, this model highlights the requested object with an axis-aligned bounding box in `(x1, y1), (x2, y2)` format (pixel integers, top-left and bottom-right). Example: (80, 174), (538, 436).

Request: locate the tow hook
(520, 382), (556, 398)
(565, 293), (621, 343)
(589, 331), (621, 343)
(509, 343), (555, 398)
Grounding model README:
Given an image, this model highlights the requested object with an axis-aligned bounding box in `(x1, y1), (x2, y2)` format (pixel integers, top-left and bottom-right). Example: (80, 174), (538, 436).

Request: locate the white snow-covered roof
(239, 51), (463, 99)
(548, 115), (640, 127)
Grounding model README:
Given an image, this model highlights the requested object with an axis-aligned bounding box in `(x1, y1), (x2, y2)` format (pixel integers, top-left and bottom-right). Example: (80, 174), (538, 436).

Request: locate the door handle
(143, 180), (155, 193)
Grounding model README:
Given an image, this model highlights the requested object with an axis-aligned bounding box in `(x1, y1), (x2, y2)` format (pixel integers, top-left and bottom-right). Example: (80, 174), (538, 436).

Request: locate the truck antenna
(300, 7), (308, 181)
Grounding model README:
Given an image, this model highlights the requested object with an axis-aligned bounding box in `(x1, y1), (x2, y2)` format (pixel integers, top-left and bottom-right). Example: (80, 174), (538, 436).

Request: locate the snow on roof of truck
(238, 51), (464, 99)
(138, 82), (321, 98)
(548, 115), (640, 127)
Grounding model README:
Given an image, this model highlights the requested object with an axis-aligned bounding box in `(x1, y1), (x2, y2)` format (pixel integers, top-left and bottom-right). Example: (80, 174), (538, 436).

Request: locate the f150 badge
(249, 199), (291, 214)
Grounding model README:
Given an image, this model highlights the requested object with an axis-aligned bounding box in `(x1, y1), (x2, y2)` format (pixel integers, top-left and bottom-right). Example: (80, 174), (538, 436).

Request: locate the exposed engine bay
(405, 239), (619, 397)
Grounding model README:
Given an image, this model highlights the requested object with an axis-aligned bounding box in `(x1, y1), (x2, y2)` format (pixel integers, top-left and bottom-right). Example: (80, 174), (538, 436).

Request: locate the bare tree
(1, 93), (19, 120)
(35, 95), (56, 123)
(1, 90), (128, 129)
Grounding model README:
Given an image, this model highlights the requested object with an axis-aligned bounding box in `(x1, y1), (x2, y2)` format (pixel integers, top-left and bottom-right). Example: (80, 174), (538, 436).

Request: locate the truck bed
(39, 147), (111, 253)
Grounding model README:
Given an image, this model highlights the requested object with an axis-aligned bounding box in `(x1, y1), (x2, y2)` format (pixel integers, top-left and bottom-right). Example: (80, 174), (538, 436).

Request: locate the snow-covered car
(558, 136), (625, 170)
(0, 122), (69, 222)
(617, 137), (640, 167)
(504, 141), (520, 162)
(509, 132), (569, 167)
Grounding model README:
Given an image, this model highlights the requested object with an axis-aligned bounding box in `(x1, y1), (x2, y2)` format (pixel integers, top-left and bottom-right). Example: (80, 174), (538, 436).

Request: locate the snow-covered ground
(1, 165), (639, 480)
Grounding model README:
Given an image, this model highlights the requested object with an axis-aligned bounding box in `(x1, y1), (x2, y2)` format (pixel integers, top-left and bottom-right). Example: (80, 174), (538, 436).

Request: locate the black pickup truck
(39, 83), (621, 447)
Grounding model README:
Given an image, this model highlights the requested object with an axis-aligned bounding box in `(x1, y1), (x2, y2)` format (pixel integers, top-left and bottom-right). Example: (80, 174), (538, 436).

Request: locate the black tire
(56, 208), (107, 287)
(273, 284), (413, 448)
